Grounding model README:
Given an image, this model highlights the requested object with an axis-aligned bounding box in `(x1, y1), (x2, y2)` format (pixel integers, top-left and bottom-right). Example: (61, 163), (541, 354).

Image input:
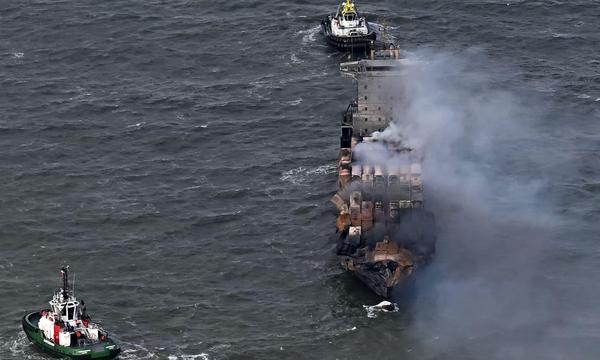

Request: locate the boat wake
(116, 342), (158, 359)
(2, 328), (45, 360)
(108, 340), (212, 360)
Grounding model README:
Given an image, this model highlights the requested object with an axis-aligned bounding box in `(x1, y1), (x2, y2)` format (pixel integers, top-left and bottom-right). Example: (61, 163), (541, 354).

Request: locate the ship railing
(370, 48), (402, 60)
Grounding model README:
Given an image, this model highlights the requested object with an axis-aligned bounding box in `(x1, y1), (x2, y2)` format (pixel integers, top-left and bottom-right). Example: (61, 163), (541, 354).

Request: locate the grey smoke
(363, 48), (577, 359)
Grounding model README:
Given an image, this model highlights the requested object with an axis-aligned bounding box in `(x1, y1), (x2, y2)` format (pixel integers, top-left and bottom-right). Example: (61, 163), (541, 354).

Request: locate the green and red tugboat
(22, 266), (120, 359)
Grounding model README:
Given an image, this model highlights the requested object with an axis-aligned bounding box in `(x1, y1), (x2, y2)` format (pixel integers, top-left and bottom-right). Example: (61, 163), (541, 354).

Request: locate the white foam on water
(577, 94), (591, 99)
(67, 86), (92, 101)
(169, 356), (209, 360)
(290, 53), (303, 64)
(117, 342), (158, 359)
(286, 98), (303, 106)
(552, 32), (577, 39)
(297, 25), (321, 45)
(280, 164), (337, 185)
(127, 122), (145, 129)
(1, 328), (44, 359)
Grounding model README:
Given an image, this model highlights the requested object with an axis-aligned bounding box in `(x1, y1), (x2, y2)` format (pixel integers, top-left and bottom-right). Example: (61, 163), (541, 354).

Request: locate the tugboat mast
(61, 265), (70, 299)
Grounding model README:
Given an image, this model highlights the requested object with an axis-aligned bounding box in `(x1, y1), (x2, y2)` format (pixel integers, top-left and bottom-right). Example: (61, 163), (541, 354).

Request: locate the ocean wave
(551, 32), (584, 39)
(285, 98), (303, 106)
(117, 342), (159, 359)
(191, 210), (243, 226)
(280, 164), (336, 185)
(1, 329), (45, 359)
(167, 354), (209, 360)
(290, 53), (303, 64)
(127, 122), (146, 129)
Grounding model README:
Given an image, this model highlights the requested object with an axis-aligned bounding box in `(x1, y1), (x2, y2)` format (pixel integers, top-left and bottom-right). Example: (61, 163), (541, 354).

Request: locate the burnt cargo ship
(331, 48), (436, 299)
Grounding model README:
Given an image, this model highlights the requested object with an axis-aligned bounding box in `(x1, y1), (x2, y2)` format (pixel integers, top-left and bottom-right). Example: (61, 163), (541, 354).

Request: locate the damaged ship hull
(332, 49), (436, 298)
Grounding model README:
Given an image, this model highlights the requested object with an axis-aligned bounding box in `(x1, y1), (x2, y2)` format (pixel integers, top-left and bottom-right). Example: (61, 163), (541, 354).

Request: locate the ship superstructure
(331, 48), (436, 298)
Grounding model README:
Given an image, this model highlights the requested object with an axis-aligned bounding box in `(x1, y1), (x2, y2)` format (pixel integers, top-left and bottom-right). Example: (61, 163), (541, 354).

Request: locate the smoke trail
(373, 49), (563, 358)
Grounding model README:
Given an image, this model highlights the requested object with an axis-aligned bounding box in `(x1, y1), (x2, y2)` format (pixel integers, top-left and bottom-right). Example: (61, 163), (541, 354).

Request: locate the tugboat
(321, 0), (377, 51)
(22, 266), (120, 359)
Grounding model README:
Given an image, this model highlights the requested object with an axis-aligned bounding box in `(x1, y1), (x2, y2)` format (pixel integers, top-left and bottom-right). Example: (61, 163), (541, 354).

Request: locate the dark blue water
(1, 1), (599, 359)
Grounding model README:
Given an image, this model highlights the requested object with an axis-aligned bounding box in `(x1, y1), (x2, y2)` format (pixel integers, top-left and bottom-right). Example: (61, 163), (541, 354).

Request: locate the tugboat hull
(22, 312), (120, 359)
(321, 17), (376, 51)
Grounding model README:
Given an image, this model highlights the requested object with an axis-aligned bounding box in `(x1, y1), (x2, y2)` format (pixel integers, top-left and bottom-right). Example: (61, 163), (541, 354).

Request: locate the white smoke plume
(367, 49), (566, 358)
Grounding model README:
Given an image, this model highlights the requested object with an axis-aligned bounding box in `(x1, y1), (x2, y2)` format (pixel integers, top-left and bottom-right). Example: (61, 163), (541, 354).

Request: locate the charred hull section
(353, 263), (403, 299)
(321, 17), (376, 51)
(338, 240), (416, 298)
(349, 261), (394, 298)
(336, 222), (432, 298)
(332, 49), (437, 298)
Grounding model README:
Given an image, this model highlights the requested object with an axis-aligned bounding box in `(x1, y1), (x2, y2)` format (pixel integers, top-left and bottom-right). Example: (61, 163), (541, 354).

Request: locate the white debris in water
(363, 301), (399, 318)
(127, 122), (145, 129)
